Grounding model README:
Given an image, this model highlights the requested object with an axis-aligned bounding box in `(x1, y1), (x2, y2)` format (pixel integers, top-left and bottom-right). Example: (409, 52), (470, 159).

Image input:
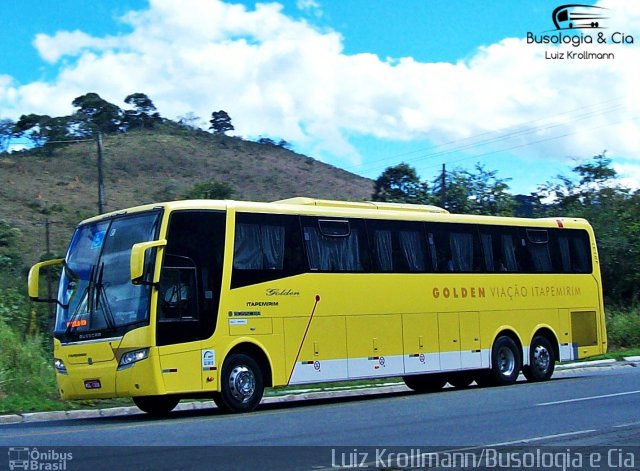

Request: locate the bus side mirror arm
(130, 240), (167, 285)
(28, 258), (65, 304)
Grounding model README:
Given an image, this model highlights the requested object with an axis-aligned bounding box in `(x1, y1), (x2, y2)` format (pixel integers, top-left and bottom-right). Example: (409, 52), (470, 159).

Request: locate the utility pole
(440, 163), (447, 208)
(96, 131), (106, 214)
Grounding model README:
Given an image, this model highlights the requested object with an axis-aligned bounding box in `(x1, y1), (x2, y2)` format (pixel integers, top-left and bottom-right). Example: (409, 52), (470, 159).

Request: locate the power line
(418, 113), (640, 174)
(343, 97), (628, 175)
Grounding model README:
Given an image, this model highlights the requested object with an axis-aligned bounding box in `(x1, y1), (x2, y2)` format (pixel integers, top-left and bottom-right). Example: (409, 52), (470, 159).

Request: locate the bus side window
(500, 232), (520, 272)
(234, 223), (285, 270)
(372, 229), (393, 272)
(480, 233), (495, 271)
(302, 218), (369, 272)
(427, 224), (481, 273)
(231, 213), (305, 288)
(556, 230), (592, 273)
(478, 226), (522, 273)
(159, 259), (198, 320)
(366, 220), (428, 273)
(524, 228), (553, 272)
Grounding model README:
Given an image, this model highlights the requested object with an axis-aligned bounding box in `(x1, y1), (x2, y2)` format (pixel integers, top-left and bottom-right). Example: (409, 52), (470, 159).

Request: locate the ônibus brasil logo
(8, 447), (73, 471)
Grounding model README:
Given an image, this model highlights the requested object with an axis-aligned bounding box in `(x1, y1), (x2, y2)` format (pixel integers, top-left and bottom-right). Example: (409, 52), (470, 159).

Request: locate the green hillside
(0, 124), (373, 266)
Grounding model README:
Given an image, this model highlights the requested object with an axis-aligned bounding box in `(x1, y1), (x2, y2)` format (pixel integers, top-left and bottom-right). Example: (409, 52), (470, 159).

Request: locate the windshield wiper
(95, 262), (116, 331)
(65, 264), (95, 336)
(64, 262), (117, 335)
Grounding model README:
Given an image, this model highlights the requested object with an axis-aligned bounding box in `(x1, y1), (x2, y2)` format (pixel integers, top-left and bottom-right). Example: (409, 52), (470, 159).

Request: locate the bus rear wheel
(489, 336), (521, 386)
(523, 335), (556, 382)
(219, 353), (264, 413)
(133, 395), (180, 416)
(403, 373), (447, 393)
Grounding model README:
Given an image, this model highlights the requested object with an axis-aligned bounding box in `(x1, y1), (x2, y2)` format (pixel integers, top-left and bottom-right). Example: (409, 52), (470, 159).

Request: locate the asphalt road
(2, 366), (640, 470)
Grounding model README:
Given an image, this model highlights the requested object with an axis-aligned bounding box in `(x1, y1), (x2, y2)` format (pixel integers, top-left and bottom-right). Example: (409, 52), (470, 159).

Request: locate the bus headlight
(118, 348), (149, 370)
(54, 358), (68, 375)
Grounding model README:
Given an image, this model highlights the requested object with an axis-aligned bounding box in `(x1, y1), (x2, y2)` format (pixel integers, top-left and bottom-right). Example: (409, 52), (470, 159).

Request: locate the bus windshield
(54, 210), (161, 342)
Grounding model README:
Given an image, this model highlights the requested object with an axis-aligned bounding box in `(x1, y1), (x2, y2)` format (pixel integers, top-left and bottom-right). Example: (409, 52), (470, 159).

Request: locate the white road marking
(537, 390), (640, 406)
(486, 429), (596, 446)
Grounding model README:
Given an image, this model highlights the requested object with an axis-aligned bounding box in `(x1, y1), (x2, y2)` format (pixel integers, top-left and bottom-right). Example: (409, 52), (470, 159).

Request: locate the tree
(535, 153), (640, 304)
(277, 139), (292, 150)
(0, 119), (14, 153)
(536, 153), (619, 210)
(13, 114), (72, 156)
(71, 92), (123, 134)
(209, 110), (234, 135)
(372, 163), (432, 204)
(435, 163), (514, 216)
(182, 180), (235, 199)
(123, 93), (162, 130)
(257, 137), (276, 146)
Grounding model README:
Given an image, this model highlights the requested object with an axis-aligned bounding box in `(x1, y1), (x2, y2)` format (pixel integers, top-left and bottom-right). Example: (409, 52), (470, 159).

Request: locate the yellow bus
(29, 197), (607, 414)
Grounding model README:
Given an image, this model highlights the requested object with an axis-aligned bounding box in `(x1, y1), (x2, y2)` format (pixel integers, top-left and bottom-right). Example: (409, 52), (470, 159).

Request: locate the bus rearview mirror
(28, 258), (64, 302)
(130, 239), (167, 284)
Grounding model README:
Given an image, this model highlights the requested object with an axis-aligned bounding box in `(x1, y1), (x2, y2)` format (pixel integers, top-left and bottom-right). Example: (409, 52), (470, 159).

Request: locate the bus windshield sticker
(91, 230), (106, 249)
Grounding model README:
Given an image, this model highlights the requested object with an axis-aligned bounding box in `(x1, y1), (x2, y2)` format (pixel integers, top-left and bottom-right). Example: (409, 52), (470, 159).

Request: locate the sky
(1, 0), (639, 195)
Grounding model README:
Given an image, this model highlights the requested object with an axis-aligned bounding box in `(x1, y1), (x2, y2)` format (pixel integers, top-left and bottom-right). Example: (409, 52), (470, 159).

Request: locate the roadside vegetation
(1, 92), (639, 413)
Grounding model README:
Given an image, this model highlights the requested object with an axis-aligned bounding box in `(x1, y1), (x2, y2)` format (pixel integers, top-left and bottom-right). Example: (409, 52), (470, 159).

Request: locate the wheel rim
(532, 344), (550, 373)
(497, 346), (516, 376)
(228, 365), (256, 403)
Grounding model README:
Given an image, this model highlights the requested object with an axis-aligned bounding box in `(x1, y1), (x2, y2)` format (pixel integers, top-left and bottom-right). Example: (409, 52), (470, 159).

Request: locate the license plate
(84, 379), (101, 390)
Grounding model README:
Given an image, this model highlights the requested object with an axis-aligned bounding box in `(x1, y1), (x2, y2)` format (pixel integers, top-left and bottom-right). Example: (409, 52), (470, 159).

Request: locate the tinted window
(427, 223), (482, 272)
(523, 229), (553, 272)
(231, 213), (305, 288)
(367, 220), (429, 273)
(478, 225), (592, 274)
(554, 229), (592, 273)
(157, 210), (226, 346)
(302, 217), (369, 272)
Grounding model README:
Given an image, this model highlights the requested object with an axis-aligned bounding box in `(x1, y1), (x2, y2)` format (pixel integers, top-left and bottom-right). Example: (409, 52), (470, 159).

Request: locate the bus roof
(78, 197), (592, 231)
(272, 197), (449, 214)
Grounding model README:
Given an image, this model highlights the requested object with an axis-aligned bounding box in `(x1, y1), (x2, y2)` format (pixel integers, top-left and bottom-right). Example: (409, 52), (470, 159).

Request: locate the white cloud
(0, 0), (639, 168)
(614, 162), (640, 189)
(296, 0), (323, 18)
(33, 30), (122, 64)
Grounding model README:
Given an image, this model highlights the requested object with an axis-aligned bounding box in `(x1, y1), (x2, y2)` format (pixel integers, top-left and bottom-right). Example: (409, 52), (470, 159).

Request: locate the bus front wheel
(219, 353), (264, 413)
(133, 395), (180, 416)
(489, 336), (521, 386)
(523, 336), (556, 382)
(403, 373), (447, 393)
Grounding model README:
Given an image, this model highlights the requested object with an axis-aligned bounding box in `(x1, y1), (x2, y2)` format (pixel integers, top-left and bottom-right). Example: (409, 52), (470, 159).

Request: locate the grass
(587, 348), (640, 361)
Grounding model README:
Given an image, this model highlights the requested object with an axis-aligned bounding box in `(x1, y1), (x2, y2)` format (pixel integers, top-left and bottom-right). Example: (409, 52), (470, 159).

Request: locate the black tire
(219, 353), (264, 413)
(523, 335), (556, 382)
(447, 371), (474, 389)
(211, 392), (231, 413)
(133, 395), (180, 416)
(403, 373), (447, 393)
(474, 370), (496, 387)
(489, 336), (522, 386)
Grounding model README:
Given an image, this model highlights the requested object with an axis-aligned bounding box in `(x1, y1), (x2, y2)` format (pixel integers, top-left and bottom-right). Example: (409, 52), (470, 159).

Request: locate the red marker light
(315, 295), (320, 302)
(556, 219), (564, 228)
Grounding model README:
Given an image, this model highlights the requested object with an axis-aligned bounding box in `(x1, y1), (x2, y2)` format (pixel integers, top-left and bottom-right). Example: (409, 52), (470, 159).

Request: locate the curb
(1, 358), (636, 425)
